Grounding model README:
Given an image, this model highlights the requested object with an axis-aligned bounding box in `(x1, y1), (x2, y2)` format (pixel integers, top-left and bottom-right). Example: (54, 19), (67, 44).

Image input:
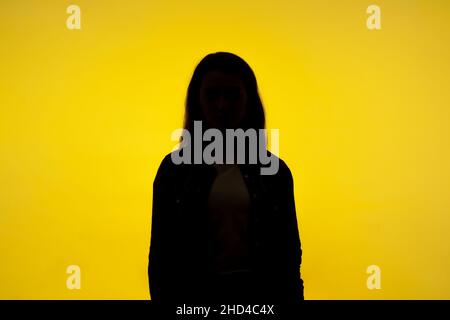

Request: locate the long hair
(183, 52), (266, 136)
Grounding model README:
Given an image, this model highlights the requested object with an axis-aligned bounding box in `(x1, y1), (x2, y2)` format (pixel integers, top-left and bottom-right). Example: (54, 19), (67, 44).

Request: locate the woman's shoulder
(155, 150), (294, 183)
(158, 151), (178, 168)
(264, 150), (293, 181)
(153, 151), (182, 186)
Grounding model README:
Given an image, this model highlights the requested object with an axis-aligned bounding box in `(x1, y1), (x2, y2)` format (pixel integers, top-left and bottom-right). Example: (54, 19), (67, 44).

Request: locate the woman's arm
(278, 161), (304, 301)
(148, 155), (177, 301)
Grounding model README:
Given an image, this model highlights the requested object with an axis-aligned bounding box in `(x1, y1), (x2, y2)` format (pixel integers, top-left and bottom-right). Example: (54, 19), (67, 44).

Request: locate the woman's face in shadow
(199, 70), (248, 130)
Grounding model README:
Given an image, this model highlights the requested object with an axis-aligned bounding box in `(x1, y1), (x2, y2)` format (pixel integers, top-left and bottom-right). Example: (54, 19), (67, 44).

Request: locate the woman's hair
(183, 52), (266, 136)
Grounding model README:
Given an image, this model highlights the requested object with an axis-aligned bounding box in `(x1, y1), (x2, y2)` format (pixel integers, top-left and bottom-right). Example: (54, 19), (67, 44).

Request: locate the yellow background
(1, 0), (450, 299)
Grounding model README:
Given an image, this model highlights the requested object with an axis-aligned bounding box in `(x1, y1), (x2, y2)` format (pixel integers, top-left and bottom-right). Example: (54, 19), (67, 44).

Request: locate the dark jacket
(148, 151), (304, 302)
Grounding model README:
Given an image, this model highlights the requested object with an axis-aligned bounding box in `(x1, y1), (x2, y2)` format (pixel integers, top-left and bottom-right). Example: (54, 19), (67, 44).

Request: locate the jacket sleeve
(148, 155), (177, 301)
(279, 161), (304, 301)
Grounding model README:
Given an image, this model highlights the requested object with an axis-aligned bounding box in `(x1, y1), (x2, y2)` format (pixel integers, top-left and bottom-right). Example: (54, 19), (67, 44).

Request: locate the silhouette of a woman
(148, 52), (304, 303)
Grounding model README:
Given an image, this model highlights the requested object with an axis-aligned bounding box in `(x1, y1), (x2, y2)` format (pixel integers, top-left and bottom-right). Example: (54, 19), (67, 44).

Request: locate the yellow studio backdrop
(1, 0), (450, 299)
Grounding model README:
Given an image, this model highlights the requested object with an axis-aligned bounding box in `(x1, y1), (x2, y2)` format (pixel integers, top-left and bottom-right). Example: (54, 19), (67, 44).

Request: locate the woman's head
(183, 52), (265, 134)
